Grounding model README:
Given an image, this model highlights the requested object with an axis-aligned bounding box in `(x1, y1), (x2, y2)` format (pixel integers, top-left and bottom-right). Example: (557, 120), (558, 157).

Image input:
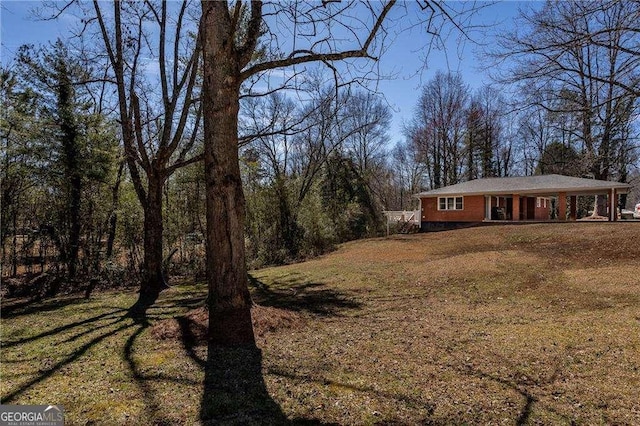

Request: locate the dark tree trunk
(105, 212), (117, 259)
(275, 176), (300, 259)
(11, 205), (17, 277)
(201, 2), (255, 346)
(129, 176), (167, 315)
(138, 175), (167, 304)
(57, 63), (81, 279)
(67, 172), (81, 278)
(106, 161), (124, 259)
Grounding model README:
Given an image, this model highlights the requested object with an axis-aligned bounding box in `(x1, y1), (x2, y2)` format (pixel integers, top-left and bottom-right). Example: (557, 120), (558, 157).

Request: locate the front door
(506, 198), (513, 220)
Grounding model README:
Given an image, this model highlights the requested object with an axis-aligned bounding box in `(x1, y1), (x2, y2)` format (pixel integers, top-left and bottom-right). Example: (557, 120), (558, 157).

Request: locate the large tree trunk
(201, 2), (255, 346)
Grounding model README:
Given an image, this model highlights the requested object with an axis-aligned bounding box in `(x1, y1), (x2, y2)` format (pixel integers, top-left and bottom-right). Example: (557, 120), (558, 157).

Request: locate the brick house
(414, 174), (631, 231)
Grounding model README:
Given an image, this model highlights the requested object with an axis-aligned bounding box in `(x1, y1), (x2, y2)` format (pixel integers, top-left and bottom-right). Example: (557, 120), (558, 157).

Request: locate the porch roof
(414, 174), (631, 198)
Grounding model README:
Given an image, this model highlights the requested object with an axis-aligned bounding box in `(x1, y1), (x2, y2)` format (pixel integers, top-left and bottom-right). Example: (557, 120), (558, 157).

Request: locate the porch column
(512, 194), (520, 221)
(569, 196), (577, 221)
(610, 188), (617, 221)
(558, 192), (567, 221)
(485, 196), (491, 220)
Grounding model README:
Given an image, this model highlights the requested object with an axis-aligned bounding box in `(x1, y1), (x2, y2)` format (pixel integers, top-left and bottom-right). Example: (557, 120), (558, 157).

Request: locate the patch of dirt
(251, 304), (307, 336)
(151, 304), (306, 344)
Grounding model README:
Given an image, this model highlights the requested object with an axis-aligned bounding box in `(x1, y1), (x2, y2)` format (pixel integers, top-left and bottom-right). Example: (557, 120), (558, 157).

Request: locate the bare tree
(341, 90), (392, 204)
(241, 80), (390, 263)
(198, 0), (480, 345)
(91, 0), (203, 309)
(243, 92), (303, 262)
(495, 0), (639, 214)
(408, 71), (469, 189)
(496, 1), (639, 182)
(387, 140), (427, 210)
(468, 85), (512, 178)
(514, 95), (556, 176)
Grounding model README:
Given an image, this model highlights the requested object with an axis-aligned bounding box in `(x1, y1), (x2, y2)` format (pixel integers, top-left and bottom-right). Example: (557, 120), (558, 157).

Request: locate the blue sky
(373, 1), (525, 140)
(1, 1), (529, 141)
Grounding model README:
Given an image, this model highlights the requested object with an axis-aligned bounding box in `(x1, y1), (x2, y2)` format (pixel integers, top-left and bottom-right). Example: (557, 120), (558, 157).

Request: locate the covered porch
(483, 188), (627, 222)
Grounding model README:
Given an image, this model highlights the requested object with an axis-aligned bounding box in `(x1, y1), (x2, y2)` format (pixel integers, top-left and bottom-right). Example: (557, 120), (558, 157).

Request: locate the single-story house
(413, 174), (631, 231)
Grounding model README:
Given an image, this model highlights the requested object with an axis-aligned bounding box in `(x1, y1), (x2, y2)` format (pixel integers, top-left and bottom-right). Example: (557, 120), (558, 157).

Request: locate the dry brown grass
(2, 223), (639, 424)
(251, 223), (640, 424)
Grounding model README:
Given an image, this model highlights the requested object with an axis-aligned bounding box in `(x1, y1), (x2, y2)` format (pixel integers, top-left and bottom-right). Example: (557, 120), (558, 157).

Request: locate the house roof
(414, 174), (631, 198)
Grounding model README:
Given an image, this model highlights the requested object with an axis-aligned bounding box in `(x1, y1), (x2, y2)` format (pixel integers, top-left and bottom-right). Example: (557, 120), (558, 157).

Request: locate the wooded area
(2, 0), (639, 330)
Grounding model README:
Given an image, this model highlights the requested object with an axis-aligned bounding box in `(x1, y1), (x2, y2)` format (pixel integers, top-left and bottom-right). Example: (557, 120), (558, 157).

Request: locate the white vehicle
(635, 203), (640, 219)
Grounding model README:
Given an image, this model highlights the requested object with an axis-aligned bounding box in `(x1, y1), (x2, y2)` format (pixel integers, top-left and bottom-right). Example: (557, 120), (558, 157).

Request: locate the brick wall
(421, 194), (555, 222)
(421, 195), (486, 222)
(533, 197), (551, 220)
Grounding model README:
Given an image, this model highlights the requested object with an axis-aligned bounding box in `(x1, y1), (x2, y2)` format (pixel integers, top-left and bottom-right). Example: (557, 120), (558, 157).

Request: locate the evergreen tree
(14, 40), (117, 279)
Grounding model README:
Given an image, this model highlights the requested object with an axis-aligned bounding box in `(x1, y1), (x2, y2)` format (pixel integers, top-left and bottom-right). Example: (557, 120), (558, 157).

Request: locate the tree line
(0, 34), (404, 289)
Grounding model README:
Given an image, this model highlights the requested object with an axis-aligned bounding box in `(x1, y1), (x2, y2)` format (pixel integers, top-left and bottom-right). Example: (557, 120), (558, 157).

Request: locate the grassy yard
(2, 223), (639, 425)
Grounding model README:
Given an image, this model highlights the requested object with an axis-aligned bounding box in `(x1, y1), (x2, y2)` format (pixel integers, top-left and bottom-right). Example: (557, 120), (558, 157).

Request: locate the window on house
(537, 197), (541, 208)
(438, 196), (464, 211)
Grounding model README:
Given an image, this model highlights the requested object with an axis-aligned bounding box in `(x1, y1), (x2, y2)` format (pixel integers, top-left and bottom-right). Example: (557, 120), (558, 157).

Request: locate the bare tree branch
(240, 0), (396, 81)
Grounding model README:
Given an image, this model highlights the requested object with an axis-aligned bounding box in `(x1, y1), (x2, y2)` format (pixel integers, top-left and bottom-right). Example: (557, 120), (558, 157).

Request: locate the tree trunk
(58, 70), (81, 279)
(67, 172), (81, 278)
(139, 176), (167, 303)
(106, 161), (124, 259)
(276, 175), (300, 259)
(201, 2), (255, 346)
(11, 205), (17, 277)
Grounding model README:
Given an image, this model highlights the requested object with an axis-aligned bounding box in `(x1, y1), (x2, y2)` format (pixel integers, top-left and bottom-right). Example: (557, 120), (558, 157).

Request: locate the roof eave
(414, 184), (630, 198)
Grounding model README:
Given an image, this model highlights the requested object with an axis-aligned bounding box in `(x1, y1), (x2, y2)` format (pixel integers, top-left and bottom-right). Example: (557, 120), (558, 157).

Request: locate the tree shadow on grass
(127, 290), (163, 319)
(121, 291), (218, 425)
(199, 275), (361, 424)
(268, 366), (436, 424)
(199, 345), (337, 425)
(1, 289), (206, 418)
(1, 309), (128, 350)
(122, 316), (182, 426)
(199, 343), (291, 425)
(2, 279), (361, 422)
(452, 357), (571, 425)
(1, 312), (134, 404)
(1, 295), (87, 320)
(165, 310), (288, 424)
(248, 274), (361, 317)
